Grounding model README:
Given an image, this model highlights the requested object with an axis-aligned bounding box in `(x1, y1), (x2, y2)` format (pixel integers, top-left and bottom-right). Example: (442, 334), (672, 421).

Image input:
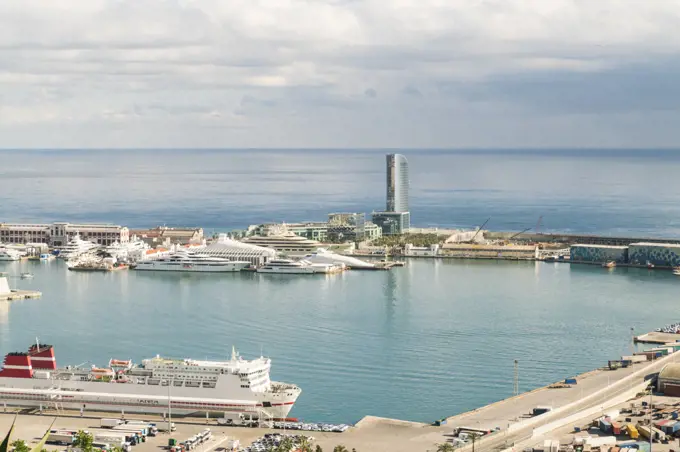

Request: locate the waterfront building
(130, 226), (204, 246)
(371, 211), (410, 236)
(202, 235), (277, 266)
(328, 213), (367, 242)
(0, 222), (128, 246)
(386, 154), (409, 213)
(569, 244), (629, 264)
(241, 228), (322, 256)
(404, 244), (440, 257)
(373, 154), (410, 235)
(628, 242), (680, 267)
(658, 364), (680, 396)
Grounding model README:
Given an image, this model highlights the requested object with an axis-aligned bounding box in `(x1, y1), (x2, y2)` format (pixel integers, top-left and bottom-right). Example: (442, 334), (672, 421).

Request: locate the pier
(0, 273), (41, 301)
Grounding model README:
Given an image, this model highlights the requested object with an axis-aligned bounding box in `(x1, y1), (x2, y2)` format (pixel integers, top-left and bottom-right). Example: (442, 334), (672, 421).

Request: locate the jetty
(0, 272), (41, 301)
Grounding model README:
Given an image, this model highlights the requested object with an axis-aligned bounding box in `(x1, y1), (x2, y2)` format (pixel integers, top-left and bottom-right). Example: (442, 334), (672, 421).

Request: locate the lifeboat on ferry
(109, 359), (132, 368)
(90, 367), (115, 379)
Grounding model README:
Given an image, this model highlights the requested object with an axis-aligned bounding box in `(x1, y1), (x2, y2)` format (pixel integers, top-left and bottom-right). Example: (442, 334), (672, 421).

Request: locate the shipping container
(626, 424), (639, 439)
(600, 420), (612, 433)
(626, 355), (648, 363)
(673, 411), (679, 420)
(101, 419), (123, 428)
(654, 419), (669, 428)
(650, 348), (669, 356)
(584, 436), (616, 447)
(565, 378), (578, 385)
(609, 360), (622, 370)
(611, 421), (622, 435)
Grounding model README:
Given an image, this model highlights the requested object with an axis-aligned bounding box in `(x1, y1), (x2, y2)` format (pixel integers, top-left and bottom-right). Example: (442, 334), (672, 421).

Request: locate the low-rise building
(628, 242), (680, 267)
(404, 244), (440, 257)
(130, 226), (204, 246)
(0, 222), (128, 246)
(441, 243), (538, 259)
(371, 211), (410, 235)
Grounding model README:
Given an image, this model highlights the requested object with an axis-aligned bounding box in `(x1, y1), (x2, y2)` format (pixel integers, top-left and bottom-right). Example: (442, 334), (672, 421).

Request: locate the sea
(1, 148), (680, 424)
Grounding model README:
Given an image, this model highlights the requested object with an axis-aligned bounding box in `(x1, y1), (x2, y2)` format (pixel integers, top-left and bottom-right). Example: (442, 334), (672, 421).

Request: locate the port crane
(467, 218), (490, 243)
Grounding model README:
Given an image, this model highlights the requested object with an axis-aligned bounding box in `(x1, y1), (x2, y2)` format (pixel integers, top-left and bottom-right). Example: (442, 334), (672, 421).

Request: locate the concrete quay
(0, 352), (674, 452)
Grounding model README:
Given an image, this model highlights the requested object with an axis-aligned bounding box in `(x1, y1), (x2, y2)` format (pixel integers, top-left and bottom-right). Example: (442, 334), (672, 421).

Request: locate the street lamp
(163, 379), (172, 434)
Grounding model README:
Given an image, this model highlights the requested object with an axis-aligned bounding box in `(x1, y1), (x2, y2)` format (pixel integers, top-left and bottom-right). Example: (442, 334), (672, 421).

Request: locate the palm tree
(436, 443), (455, 452)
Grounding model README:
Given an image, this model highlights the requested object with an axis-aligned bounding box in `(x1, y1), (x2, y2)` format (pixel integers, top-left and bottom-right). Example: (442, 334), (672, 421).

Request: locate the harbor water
(2, 148), (680, 423)
(1, 259), (680, 423)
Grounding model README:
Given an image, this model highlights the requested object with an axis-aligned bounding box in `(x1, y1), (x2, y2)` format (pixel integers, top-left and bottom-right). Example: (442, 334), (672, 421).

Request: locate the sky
(1, 0), (680, 149)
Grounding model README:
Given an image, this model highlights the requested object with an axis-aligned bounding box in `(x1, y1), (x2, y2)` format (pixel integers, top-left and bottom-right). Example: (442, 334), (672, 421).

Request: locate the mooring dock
(0, 289), (42, 301)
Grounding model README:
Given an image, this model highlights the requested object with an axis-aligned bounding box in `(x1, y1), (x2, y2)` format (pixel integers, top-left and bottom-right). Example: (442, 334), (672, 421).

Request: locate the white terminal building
(202, 234), (277, 266)
(0, 222), (129, 246)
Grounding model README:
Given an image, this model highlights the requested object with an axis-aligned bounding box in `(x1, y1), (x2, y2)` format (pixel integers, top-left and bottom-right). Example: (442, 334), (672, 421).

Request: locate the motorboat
(602, 261), (616, 269)
(0, 249), (21, 261)
(20, 273), (34, 279)
(673, 267), (680, 276)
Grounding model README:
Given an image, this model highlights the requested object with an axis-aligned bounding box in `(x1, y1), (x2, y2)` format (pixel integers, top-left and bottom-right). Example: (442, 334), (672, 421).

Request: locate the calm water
(1, 149), (680, 423)
(0, 260), (677, 423)
(1, 148), (680, 236)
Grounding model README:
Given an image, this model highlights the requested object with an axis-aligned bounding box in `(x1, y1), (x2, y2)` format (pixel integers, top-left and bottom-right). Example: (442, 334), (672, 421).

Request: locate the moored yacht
(257, 258), (341, 274)
(0, 249), (22, 261)
(104, 237), (149, 262)
(134, 249), (250, 272)
(57, 233), (100, 260)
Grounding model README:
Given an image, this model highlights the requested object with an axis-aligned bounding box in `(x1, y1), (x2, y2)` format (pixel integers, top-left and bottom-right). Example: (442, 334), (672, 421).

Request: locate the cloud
(1, 0), (680, 147)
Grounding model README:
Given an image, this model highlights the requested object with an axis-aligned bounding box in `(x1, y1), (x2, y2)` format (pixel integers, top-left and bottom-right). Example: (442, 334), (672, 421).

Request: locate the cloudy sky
(1, 0), (680, 148)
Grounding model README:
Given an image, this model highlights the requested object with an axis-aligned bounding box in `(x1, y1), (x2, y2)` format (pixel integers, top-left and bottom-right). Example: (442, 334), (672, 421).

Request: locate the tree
(436, 443), (455, 452)
(333, 446), (348, 452)
(10, 441), (29, 452)
(72, 431), (93, 452)
(315, 446), (323, 452)
(298, 437), (313, 452)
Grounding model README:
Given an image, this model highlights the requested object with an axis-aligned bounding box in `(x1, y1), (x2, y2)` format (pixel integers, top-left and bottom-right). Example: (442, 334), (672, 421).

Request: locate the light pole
(165, 380), (172, 434)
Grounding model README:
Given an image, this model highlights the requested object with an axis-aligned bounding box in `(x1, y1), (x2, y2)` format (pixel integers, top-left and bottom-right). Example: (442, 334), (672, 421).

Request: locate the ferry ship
(0, 343), (301, 420)
(134, 249), (250, 272)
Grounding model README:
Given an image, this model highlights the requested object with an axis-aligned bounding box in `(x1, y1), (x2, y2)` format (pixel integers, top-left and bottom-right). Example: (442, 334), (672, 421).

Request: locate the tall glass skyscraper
(386, 154), (409, 213)
(371, 153), (410, 235)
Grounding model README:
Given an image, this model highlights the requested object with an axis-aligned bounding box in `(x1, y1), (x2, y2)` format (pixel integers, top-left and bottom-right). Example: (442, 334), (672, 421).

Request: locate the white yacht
(57, 233), (100, 260)
(134, 249), (250, 272)
(257, 258), (341, 274)
(104, 237), (149, 262)
(0, 249), (22, 261)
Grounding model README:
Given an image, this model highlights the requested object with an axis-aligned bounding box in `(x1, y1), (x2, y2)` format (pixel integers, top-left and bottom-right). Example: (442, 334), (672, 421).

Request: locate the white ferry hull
(0, 377), (297, 419)
(134, 262), (249, 272)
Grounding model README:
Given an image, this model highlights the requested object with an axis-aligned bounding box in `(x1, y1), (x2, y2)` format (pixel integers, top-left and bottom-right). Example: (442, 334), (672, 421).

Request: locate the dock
(0, 272), (42, 301)
(634, 331), (680, 344)
(0, 289), (42, 301)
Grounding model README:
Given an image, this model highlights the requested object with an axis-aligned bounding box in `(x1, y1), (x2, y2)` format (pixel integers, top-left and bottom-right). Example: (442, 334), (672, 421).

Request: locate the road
(468, 352), (679, 452)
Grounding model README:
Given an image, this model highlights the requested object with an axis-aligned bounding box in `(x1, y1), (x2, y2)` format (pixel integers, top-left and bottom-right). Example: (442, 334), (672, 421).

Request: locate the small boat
(647, 261), (655, 269)
(602, 261), (616, 269)
(673, 267), (680, 276)
(20, 272), (34, 279)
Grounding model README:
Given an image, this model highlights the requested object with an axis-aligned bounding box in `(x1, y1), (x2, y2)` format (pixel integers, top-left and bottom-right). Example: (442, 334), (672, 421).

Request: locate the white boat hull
(134, 263), (249, 272)
(257, 267), (316, 274)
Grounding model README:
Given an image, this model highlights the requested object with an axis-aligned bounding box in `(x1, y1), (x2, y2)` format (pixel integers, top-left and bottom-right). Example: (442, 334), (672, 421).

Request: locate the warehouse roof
(659, 363), (680, 382)
(570, 244), (628, 249)
(630, 242), (680, 249)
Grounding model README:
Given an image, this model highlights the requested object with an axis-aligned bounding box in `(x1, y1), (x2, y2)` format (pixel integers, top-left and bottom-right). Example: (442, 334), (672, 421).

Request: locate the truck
(101, 419), (124, 428)
(124, 421), (158, 437)
(158, 422), (177, 433)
